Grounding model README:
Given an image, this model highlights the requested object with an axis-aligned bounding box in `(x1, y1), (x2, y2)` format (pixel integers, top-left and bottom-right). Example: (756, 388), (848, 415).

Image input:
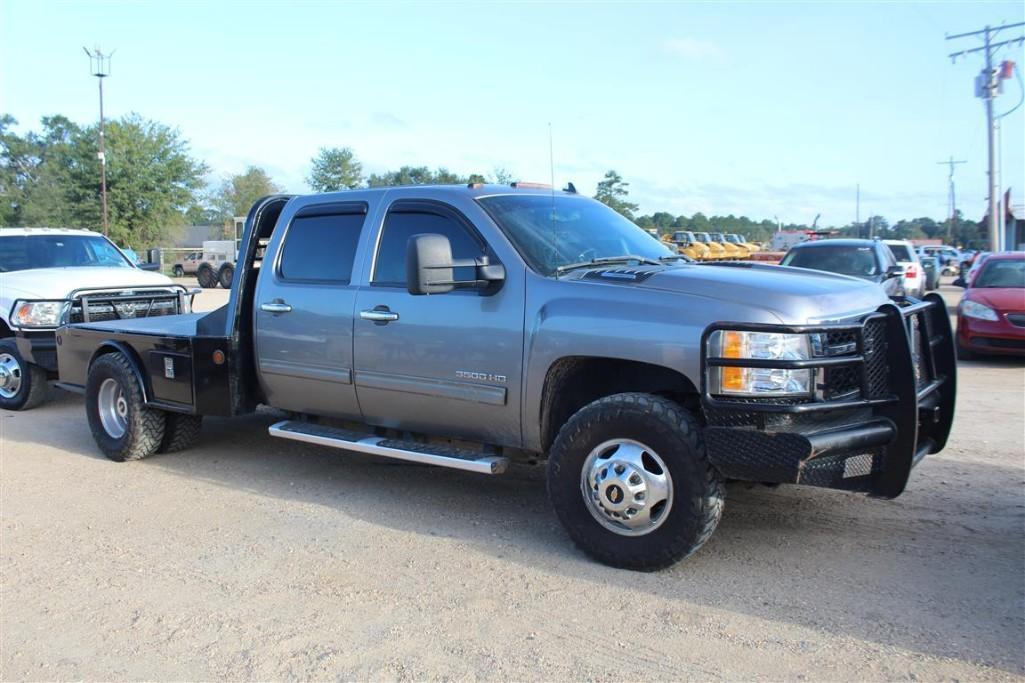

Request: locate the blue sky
(2, 1), (1023, 227)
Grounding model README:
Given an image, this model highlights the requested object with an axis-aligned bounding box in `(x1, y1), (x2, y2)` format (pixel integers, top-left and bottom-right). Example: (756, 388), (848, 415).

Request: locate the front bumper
(957, 317), (1025, 355)
(15, 331), (58, 373)
(700, 294), (956, 498)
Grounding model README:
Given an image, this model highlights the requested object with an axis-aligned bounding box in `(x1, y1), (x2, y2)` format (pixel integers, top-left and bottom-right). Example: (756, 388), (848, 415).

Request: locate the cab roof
(0, 227), (100, 237)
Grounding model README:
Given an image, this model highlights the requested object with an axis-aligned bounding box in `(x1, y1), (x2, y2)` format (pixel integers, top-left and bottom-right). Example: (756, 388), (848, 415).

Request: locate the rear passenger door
(254, 202), (367, 419)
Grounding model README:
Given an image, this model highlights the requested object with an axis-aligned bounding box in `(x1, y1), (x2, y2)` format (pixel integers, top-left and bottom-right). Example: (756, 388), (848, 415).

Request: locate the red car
(956, 252), (1025, 359)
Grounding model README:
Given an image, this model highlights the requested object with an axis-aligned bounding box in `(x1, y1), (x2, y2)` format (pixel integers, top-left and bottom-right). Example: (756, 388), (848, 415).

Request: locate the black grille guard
(699, 293), (956, 498)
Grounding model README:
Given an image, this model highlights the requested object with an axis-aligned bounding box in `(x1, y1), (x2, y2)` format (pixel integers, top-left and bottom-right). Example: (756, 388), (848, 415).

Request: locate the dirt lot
(2, 284), (1023, 680)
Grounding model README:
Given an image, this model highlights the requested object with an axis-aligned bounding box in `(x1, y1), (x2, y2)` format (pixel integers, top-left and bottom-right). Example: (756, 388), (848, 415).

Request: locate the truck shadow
(13, 397), (1025, 675)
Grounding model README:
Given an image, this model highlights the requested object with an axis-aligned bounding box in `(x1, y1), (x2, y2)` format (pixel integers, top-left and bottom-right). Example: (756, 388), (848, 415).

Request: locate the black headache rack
(700, 293), (956, 499)
(68, 288), (186, 324)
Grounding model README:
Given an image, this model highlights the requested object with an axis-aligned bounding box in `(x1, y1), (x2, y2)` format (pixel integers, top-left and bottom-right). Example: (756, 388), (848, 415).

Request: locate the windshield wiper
(555, 255), (664, 274)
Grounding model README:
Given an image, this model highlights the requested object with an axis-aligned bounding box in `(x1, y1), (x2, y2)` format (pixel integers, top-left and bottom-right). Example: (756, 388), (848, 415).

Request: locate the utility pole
(855, 183), (860, 229)
(946, 22), (1024, 253)
(83, 47), (113, 237)
(937, 157), (966, 242)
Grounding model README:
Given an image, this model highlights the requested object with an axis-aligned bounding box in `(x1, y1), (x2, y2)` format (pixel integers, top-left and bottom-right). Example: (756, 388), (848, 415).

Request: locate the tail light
(904, 266), (918, 279)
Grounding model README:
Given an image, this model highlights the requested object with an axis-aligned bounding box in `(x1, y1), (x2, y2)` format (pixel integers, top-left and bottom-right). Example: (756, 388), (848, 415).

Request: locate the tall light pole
(83, 47), (113, 236)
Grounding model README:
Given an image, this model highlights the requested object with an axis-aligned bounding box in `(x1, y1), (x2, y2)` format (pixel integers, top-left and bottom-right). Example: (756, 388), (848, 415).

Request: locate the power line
(83, 46), (114, 237)
(945, 22), (1024, 252)
(937, 157), (966, 241)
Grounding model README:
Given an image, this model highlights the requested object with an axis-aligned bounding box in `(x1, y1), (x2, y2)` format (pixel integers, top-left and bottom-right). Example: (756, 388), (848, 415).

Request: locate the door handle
(260, 301), (292, 314)
(360, 307), (399, 323)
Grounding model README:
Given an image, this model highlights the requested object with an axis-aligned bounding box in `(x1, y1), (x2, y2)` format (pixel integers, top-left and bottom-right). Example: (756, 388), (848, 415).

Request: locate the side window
(279, 212), (366, 283)
(373, 210), (484, 286)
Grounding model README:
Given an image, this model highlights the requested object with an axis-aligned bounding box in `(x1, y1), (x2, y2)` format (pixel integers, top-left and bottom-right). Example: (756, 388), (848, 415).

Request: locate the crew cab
(0, 228), (191, 410)
(54, 185), (956, 570)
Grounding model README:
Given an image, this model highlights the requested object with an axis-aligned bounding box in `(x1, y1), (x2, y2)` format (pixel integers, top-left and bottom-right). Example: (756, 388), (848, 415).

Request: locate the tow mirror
(406, 233), (505, 296)
(885, 265), (903, 279)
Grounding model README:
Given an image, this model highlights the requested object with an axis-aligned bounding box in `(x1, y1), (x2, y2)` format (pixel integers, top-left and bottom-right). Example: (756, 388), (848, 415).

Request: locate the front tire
(0, 339), (50, 411)
(172, 265), (185, 277)
(547, 393), (724, 571)
(86, 353), (165, 461)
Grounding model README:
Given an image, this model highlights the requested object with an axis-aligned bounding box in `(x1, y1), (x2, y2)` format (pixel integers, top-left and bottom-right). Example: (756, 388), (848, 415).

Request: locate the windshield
(0, 234), (133, 272)
(673, 231), (695, 242)
(477, 194), (673, 276)
(887, 244), (913, 262)
(694, 233), (711, 243)
(781, 245), (879, 277)
(974, 259), (1025, 288)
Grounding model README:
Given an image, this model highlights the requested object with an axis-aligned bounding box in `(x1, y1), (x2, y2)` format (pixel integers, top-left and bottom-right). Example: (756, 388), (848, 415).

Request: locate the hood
(641, 262), (890, 323)
(967, 287), (1025, 312)
(0, 266), (175, 301)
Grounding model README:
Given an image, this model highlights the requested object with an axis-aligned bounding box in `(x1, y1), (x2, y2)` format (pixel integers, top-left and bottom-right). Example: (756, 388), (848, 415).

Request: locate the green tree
(366, 165), (472, 187)
(1, 114), (83, 227)
(213, 166), (279, 220)
(490, 167), (514, 184)
(307, 146), (363, 192)
(3, 113), (208, 247)
(594, 170), (639, 219)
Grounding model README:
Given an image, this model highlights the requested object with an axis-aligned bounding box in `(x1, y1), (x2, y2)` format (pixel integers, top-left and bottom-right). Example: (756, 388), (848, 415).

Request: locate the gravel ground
(1, 284), (1023, 680)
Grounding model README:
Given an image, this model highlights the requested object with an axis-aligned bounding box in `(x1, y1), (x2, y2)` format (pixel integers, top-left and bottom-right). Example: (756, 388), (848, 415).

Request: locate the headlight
(960, 300), (999, 321)
(11, 300), (66, 328)
(708, 330), (813, 397)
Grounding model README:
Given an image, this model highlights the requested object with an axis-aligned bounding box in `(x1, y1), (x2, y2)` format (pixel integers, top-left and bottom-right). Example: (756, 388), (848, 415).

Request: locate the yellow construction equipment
(663, 231), (713, 260)
(710, 232), (749, 259)
(727, 233), (760, 255)
(693, 232), (728, 260)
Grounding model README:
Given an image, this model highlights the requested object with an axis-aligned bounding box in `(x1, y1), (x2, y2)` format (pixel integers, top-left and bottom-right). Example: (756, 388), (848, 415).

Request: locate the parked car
(919, 254), (941, 291)
(779, 239), (904, 297)
(54, 186), (955, 571)
(172, 251), (203, 277)
(919, 245), (962, 276)
(0, 227), (190, 410)
(884, 239), (925, 297)
(954, 252), (1025, 359)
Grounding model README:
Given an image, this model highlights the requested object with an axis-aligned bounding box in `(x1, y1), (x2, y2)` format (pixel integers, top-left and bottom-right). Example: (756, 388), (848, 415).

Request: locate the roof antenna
(549, 122), (560, 278)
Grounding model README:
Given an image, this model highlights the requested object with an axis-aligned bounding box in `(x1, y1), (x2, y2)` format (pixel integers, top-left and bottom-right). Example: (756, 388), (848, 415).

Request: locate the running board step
(268, 420), (508, 475)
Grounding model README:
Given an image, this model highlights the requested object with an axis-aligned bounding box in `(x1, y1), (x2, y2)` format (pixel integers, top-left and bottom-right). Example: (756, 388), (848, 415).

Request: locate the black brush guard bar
(700, 293), (956, 498)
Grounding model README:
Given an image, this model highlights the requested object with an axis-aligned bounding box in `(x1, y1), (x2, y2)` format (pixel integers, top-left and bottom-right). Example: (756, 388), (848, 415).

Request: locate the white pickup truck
(0, 228), (190, 410)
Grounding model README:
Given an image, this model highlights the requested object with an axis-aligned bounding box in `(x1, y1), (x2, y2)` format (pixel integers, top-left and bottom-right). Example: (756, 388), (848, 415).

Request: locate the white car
(0, 228), (190, 410)
(884, 239), (925, 297)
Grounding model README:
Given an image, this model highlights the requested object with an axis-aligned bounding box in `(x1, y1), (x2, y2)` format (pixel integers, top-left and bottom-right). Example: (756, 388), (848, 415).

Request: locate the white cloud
(661, 38), (722, 61)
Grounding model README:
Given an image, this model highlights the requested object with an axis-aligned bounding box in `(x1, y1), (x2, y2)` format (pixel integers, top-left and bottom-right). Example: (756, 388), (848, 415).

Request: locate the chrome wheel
(580, 438), (673, 537)
(97, 378), (129, 438)
(0, 353), (23, 399)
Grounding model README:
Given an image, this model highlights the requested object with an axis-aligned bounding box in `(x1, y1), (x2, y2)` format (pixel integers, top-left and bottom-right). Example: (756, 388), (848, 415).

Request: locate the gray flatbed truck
(56, 184), (956, 570)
